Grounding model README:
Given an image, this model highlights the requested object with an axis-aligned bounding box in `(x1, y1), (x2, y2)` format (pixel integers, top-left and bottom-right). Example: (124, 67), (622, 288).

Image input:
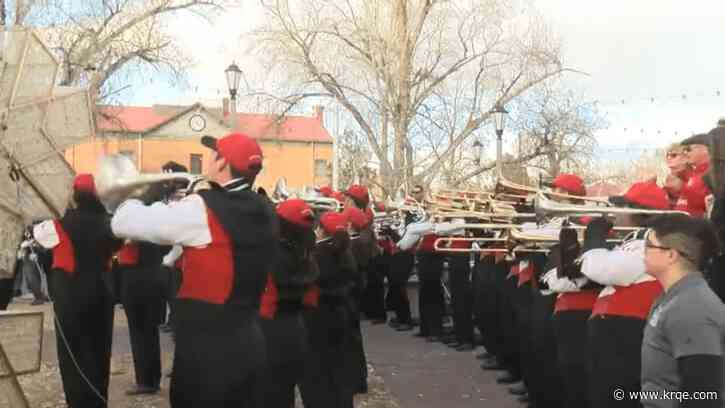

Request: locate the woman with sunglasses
(642, 214), (723, 408)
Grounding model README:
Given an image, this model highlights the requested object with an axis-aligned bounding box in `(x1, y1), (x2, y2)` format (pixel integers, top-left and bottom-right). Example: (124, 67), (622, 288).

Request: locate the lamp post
(489, 104), (508, 176)
(472, 139), (482, 165)
(225, 62), (242, 130)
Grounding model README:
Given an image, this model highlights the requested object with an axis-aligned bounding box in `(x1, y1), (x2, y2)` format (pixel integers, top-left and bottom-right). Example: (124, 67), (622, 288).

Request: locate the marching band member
(675, 134), (712, 217)
(111, 132), (279, 407)
(342, 186), (376, 394)
(580, 180), (670, 408)
(33, 174), (121, 408)
(254, 199), (318, 408)
(361, 201), (389, 324)
(300, 211), (357, 408)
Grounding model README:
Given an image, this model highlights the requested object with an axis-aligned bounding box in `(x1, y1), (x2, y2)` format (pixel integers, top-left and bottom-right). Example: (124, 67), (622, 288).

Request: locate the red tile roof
(96, 105), (333, 143)
(96, 106), (169, 133)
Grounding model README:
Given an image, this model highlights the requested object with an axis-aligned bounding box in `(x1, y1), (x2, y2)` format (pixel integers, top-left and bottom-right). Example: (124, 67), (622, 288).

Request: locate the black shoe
(508, 382), (527, 395)
(476, 351), (493, 360)
(395, 323), (413, 331)
(480, 358), (505, 370)
(31, 299), (45, 306)
(496, 372), (521, 384)
(413, 331), (428, 338)
(447, 340), (462, 348)
(370, 318), (387, 325)
(125, 385), (160, 396)
(517, 393), (529, 403)
(426, 336), (442, 343)
(456, 343), (475, 352)
(441, 335), (457, 345)
(410, 317), (420, 326)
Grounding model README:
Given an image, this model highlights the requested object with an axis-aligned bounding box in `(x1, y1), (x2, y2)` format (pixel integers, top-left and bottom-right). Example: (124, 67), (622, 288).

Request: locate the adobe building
(65, 103), (334, 192)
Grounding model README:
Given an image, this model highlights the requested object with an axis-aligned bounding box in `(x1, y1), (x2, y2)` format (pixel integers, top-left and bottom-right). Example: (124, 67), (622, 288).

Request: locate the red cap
(73, 174), (96, 194)
(317, 186), (333, 197)
(331, 191), (345, 203)
(345, 207), (372, 231)
(552, 174), (585, 196)
(345, 184), (369, 207)
(276, 199), (314, 228)
(319, 211), (349, 235)
(201, 132), (262, 174)
(617, 180), (670, 210)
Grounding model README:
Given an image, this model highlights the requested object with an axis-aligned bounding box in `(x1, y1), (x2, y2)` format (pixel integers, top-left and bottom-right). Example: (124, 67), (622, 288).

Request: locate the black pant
(121, 266), (164, 389)
(21, 258), (46, 301)
(386, 252), (413, 324)
(253, 313), (308, 408)
(526, 291), (564, 408)
(496, 263), (521, 376)
(362, 254), (388, 320)
(51, 270), (114, 408)
(473, 257), (502, 356)
(554, 310), (593, 408)
(449, 255), (474, 344)
(300, 302), (354, 408)
(345, 295), (368, 394)
(588, 316), (646, 408)
(418, 253), (444, 337)
(170, 316), (266, 407)
(0, 277), (14, 310)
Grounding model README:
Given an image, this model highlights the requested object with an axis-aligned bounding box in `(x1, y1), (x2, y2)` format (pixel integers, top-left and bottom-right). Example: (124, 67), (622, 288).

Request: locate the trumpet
(95, 154), (199, 212)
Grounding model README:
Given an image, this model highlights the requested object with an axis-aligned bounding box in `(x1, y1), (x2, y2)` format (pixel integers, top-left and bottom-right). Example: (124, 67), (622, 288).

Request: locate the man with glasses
(641, 214), (723, 408)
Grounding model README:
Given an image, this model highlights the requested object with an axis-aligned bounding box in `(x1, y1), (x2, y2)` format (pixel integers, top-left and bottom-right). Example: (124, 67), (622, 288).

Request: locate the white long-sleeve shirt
(111, 196), (211, 247)
(580, 239), (656, 297)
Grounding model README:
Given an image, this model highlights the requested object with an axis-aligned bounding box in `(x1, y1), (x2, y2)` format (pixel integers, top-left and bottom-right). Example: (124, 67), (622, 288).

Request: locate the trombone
(495, 176), (612, 206)
(533, 193), (689, 217)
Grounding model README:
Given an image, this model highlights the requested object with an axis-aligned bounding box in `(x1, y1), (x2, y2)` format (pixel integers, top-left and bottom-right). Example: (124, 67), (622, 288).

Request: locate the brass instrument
(495, 176), (612, 206)
(271, 177), (342, 212)
(533, 192), (689, 217)
(95, 154), (198, 212)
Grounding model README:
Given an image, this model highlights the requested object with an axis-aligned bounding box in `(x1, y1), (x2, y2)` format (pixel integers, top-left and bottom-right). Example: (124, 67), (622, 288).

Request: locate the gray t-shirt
(641, 272), (725, 408)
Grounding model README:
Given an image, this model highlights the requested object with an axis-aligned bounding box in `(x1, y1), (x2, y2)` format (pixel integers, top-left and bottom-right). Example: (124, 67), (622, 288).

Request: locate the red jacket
(675, 163), (710, 217)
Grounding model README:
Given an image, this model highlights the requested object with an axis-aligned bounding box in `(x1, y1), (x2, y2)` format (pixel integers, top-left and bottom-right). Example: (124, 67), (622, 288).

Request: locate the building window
(190, 154), (202, 174)
(314, 159), (328, 177)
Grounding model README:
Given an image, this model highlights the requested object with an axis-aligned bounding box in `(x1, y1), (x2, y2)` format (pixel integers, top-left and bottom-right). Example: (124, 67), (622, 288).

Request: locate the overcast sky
(128, 0), (725, 153)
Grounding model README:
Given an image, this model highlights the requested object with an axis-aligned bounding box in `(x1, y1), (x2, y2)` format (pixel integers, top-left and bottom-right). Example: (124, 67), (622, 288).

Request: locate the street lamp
(489, 104), (508, 176)
(225, 62), (242, 129)
(472, 139), (483, 165)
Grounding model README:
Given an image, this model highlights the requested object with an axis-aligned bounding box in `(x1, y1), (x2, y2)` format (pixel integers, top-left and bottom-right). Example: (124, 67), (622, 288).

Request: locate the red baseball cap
(344, 207), (372, 231)
(317, 186), (333, 197)
(319, 211), (349, 235)
(201, 132), (263, 174)
(610, 180), (670, 210)
(345, 184), (369, 207)
(551, 174), (585, 196)
(73, 174), (96, 194)
(331, 191), (345, 203)
(276, 199), (314, 228)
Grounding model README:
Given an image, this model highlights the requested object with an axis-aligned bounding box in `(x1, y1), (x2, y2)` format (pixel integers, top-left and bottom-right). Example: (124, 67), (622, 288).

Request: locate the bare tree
(253, 0), (573, 198)
(22, 0), (226, 101)
(511, 85), (606, 178)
